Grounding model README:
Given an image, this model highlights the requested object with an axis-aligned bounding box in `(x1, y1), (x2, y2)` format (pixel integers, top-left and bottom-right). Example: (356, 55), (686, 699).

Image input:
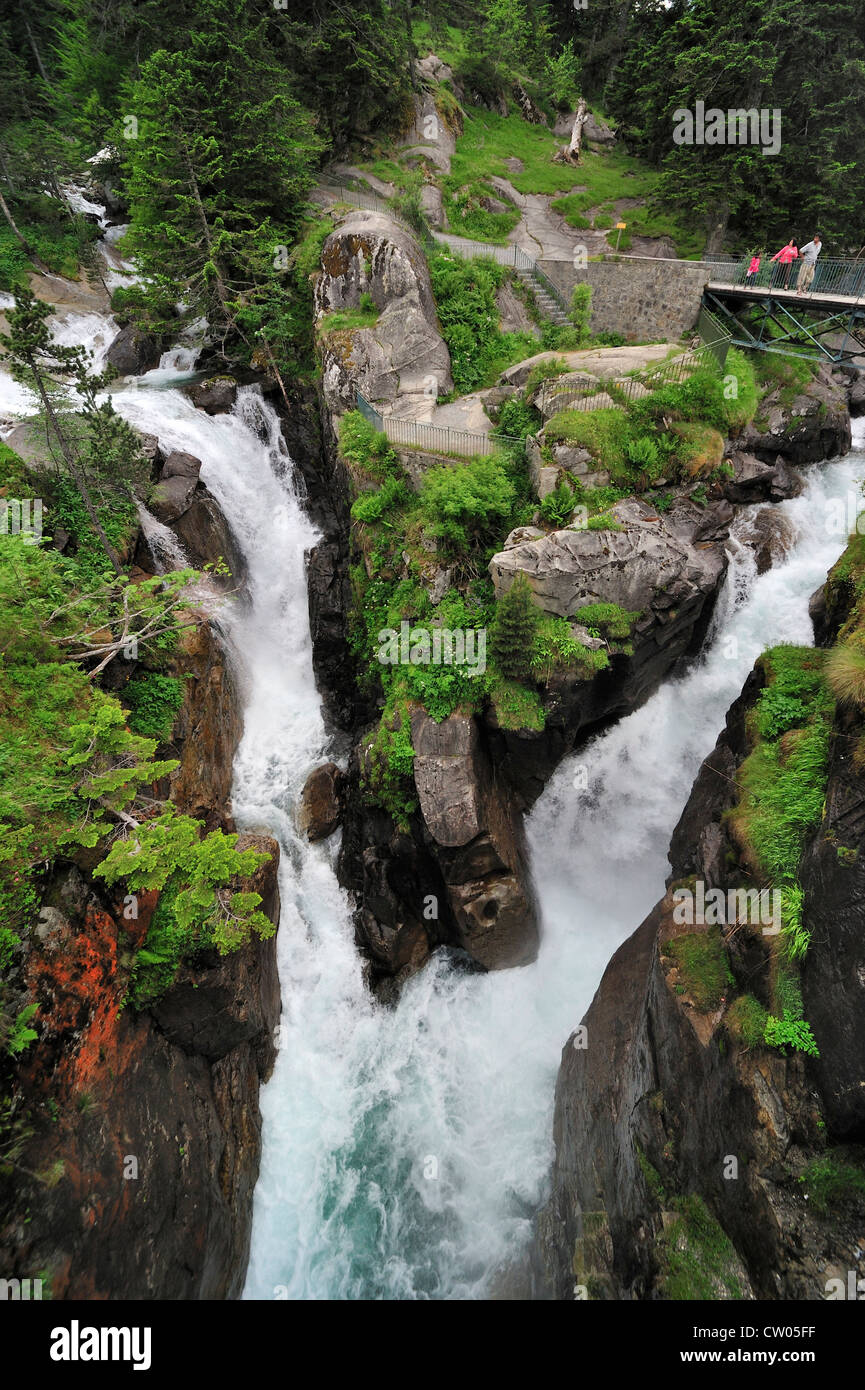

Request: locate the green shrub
(539, 480), (578, 528)
(123, 673), (186, 743)
(730, 647), (832, 887)
(532, 616), (609, 681)
(576, 602), (639, 643)
(128, 880), (196, 1008)
(351, 475), (411, 526)
(721, 348), (758, 428)
(495, 396), (540, 439)
(726, 994), (768, 1049)
(489, 677), (545, 731)
(799, 1152), (865, 1214)
(544, 407), (633, 480)
(764, 1014), (819, 1056)
(361, 699), (418, 827)
(5, 1004), (38, 1057)
(338, 411), (403, 481)
(419, 455), (516, 552)
(569, 283), (592, 345)
(428, 251), (538, 390)
(663, 928), (732, 1011)
(780, 882), (810, 960)
(585, 511), (623, 532)
(755, 689), (812, 740)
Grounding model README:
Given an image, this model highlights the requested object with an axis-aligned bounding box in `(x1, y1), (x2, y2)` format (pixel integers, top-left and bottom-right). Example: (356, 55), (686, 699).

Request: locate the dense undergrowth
(0, 423), (274, 1084)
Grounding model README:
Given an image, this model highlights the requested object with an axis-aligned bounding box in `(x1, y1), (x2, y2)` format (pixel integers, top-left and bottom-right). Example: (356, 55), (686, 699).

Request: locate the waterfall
(2, 292), (862, 1298)
(111, 367), (863, 1299)
(136, 502), (189, 574)
(239, 428), (865, 1299)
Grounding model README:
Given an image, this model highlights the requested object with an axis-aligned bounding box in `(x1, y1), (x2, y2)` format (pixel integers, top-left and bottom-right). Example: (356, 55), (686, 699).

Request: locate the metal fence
(435, 236), (570, 317)
(697, 304), (732, 370)
(356, 391), (521, 458)
(536, 335), (730, 418)
(318, 179), (570, 319)
(318, 179), (438, 251)
(707, 253), (865, 299)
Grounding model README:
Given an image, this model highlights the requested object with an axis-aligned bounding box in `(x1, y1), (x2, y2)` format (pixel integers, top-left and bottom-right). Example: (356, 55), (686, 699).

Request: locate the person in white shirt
(796, 235), (822, 294)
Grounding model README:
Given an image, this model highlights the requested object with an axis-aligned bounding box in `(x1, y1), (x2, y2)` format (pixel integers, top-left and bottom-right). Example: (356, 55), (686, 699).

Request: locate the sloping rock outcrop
(106, 323), (161, 376)
(315, 211), (453, 413)
(740, 367), (851, 467)
(490, 497), (727, 620)
(410, 709), (538, 970)
(146, 448), (245, 584)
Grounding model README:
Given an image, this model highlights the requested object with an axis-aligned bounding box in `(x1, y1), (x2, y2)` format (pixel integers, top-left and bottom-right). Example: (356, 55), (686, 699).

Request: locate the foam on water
(2, 292), (862, 1297)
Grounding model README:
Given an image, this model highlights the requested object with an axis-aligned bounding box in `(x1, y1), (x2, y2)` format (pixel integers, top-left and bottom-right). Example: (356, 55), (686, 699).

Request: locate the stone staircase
(514, 266), (570, 326)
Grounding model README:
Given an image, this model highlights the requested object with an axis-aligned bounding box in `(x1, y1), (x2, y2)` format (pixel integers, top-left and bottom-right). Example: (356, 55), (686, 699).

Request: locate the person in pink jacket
(745, 253), (761, 286)
(770, 239), (798, 289)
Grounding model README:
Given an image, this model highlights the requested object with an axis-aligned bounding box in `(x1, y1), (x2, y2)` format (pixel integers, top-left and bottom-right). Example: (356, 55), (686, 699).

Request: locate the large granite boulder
(142, 448), (244, 584)
(150, 473), (198, 522)
(740, 367), (851, 465)
(397, 90), (460, 171)
(489, 497), (727, 621)
(410, 708), (539, 970)
(722, 451), (803, 504)
(298, 762), (345, 841)
(106, 323), (161, 376)
(316, 211), (453, 412)
(187, 375), (237, 415)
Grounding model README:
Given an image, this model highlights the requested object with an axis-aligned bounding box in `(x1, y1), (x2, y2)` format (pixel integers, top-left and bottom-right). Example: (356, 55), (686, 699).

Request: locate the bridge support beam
(704, 290), (865, 365)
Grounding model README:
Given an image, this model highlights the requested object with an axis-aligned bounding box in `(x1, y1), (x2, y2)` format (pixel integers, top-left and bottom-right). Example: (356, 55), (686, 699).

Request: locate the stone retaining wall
(539, 256), (715, 342)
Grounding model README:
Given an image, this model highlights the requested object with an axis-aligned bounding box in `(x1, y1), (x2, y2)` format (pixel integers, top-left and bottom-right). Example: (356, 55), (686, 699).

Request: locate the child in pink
(745, 254), (761, 286)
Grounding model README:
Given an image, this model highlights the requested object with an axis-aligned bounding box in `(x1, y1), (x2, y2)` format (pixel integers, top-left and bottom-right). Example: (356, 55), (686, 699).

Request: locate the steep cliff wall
(0, 430), (282, 1299)
(530, 532), (865, 1300)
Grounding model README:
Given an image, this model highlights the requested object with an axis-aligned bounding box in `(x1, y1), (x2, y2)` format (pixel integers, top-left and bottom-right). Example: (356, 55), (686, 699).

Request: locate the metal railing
(697, 304), (732, 370)
(318, 179), (438, 251)
(318, 178), (570, 321)
(356, 391), (522, 458)
(707, 254), (865, 299)
(536, 335), (729, 417)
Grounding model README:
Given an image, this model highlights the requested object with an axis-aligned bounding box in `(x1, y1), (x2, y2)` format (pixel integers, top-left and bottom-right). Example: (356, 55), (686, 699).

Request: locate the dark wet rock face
(106, 324), (161, 376)
(530, 664), (865, 1301)
(0, 676), (281, 1299)
(740, 367), (851, 467)
(188, 375), (238, 415)
(298, 762), (345, 841)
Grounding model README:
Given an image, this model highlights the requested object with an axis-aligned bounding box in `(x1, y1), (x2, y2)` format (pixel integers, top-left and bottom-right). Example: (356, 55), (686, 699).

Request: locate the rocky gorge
(528, 515), (865, 1299)
(1, 168), (860, 1309)
(304, 203), (854, 995)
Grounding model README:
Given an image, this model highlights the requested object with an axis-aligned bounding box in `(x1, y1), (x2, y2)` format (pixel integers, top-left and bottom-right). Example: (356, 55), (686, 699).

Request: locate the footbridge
(702, 254), (865, 365)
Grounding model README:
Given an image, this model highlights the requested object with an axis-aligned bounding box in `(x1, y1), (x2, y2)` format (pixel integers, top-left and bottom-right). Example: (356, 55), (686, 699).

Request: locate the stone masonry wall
(539, 256), (715, 342)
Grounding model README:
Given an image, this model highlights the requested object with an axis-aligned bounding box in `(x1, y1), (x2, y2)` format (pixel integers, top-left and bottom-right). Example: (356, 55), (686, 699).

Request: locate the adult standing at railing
(770, 238), (798, 289)
(796, 236), (822, 294)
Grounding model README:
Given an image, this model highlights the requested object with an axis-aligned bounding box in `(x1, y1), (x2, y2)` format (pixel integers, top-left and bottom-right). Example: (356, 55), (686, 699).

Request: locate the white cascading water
(2, 285), (863, 1297)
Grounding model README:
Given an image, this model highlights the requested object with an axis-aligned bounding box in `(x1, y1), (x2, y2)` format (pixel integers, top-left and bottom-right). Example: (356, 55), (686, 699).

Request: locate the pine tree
(122, 0), (323, 354)
(0, 289), (124, 574)
(490, 572), (540, 681)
